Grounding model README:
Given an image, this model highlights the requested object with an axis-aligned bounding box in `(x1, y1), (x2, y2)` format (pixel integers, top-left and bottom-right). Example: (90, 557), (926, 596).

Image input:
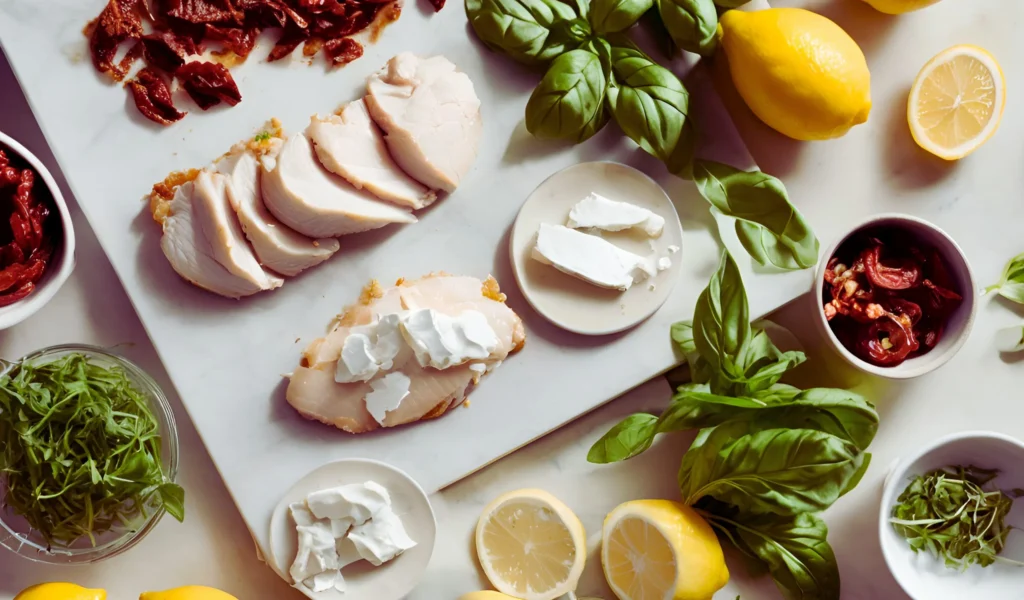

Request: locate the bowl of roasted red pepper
(816, 214), (975, 379)
(0, 132), (74, 328)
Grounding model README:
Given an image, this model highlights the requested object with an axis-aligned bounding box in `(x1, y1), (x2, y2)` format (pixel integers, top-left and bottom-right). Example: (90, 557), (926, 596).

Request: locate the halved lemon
(908, 45), (1005, 160)
(602, 500), (729, 600)
(475, 489), (586, 600)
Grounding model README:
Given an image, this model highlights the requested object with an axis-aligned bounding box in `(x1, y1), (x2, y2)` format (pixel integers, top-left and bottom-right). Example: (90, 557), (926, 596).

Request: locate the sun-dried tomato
(0, 282), (36, 307)
(324, 37), (362, 65)
(857, 315), (919, 366)
(128, 68), (187, 125)
(142, 31), (198, 72)
(204, 24), (259, 58)
(428, 0), (445, 12)
(268, 25), (309, 61)
(0, 149), (56, 306)
(862, 243), (921, 290)
(165, 0), (242, 24)
(89, 0), (146, 79)
(177, 61), (242, 109)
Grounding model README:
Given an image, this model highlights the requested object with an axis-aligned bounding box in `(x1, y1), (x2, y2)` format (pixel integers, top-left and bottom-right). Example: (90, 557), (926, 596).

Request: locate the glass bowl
(0, 344), (179, 564)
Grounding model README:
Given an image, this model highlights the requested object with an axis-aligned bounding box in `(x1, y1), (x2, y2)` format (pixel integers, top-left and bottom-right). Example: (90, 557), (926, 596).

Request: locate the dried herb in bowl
(0, 353), (184, 549)
(890, 465), (1023, 570)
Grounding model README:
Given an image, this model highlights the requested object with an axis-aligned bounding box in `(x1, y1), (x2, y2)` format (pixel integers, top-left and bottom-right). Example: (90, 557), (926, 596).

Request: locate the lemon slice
(475, 489), (587, 600)
(908, 45), (1005, 160)
(602, 500), (729, 600)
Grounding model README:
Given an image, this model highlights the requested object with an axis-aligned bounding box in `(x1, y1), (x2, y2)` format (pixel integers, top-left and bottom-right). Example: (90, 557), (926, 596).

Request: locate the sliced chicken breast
(287, 274), (525, 433)
(307, 101), (436, 210)
(364, 53), (482, 193)
(260, 133), (417, 238)
(158, 181), (274, 298)
(216, 149), (340, 277)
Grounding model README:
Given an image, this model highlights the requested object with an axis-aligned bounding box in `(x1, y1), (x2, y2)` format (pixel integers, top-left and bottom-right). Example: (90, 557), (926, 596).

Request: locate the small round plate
(267, 459), (436, 600)
(510, 161), (684, 335)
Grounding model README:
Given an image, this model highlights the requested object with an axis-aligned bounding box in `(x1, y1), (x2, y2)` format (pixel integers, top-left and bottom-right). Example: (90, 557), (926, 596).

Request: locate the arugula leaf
(692, 251), (752, 386)
(586, 413), (659, 463)
(656, 0), (718, 56)
(589, 0), (653, 33)
(678, 423), (866, 515)
(606, 44), (696, 174)
(694, 161), (820, 270)
(984, 251), (1024, 304)
(526, 48), (610, 142)
(466, 0), (587, 66)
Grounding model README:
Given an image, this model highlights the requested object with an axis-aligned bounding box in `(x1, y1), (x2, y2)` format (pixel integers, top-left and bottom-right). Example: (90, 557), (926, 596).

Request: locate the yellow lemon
(139, 587), (238, 600)
(908, 44), (1005, 160)
(859, 0), (942, 14)
(601, 500), (728, 600)
(475, 489), (587, 600)
(719, 8), (872, 141)
(14, 584), (105, 600)
(459, 593), (519, 600)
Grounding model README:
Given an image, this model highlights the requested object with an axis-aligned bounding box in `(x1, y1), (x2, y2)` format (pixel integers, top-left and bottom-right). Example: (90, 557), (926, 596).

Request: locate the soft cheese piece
(401, 309), (499, 369)
(260, 133), (416, 238)
(217, 148), (339, 276)
(365, 53), (482, 192)
(364, 372), (411, 425)
(307, 102), (436, 210)
(158, 180), (272, 298)
(566, 192), (666, 237)
(192, 170), (284, 291)
(347, 505), (417, 566)
(287, 274), (526, 433)
(306, 481), (392, 529)
(290, 521), (340, 587)
(532, 223), (653, 291)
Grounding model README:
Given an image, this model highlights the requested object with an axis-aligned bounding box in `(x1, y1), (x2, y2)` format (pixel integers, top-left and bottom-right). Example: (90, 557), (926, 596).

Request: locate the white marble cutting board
(0, 0), (810, 564)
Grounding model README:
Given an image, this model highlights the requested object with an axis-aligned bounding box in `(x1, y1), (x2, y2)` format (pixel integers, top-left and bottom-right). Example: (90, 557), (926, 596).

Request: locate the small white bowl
(0, 131), (75, 329)
(880, 431), (1024, 600)
(812, 213), (976, 379)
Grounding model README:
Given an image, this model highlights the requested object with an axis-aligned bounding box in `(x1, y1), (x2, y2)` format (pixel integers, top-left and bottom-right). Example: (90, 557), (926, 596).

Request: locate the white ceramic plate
(509, 161), (684, 336)
(267, 459), (436, 600)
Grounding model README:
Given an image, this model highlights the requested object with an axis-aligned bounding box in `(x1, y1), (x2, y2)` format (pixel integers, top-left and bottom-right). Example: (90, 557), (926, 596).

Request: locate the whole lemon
(139, 587), (238, 600)
(859, 0), (942, 14)
(14, 583), (106, 600)
(719, 8), (871, 141)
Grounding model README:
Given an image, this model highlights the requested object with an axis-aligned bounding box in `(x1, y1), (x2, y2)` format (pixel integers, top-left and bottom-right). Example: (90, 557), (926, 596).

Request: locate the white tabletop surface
(3, 1), (1024, 599)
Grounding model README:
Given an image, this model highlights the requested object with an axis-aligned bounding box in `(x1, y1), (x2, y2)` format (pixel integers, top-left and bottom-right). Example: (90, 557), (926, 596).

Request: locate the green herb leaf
(466, 0), (586, 66)
(692, 251), (752, 385)
(996, 324), (1024, 353)
(156, 482), (186, 522)
(586, 413), (660, 463)
(253, 131), (271, 142)
(589, 0), (653, 33)
(694, 161), (820, 270)
(984, 251), (1024, 304)
(606, 44), (695, 174)
(526, 48), (610, 142)
(656, 0), (718, 56)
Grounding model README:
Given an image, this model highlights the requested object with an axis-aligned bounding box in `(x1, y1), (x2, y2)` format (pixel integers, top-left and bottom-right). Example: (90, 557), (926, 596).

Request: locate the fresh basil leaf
(996, 324), (1024, 353)
(466, 0), (586, 66)
(694, 160), (820, 270)
(526, 48), (609, 141)
(656, 0), (718, 56)
(984, 251), (1024, 304)
(156, 482), (186, 522)
(589, 0), (653, 33)
(606, 44), (695, 174)
(670, 320), (713, 384)
(728, 512), (841, 600)
(692, 251), (751, 386)
(679, 423), (866, 515)
(586, 413), (659, 463)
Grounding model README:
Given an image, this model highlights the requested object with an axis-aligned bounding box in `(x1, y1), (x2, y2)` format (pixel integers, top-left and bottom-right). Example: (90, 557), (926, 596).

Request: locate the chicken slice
(260, 133), (416, 238)
(158, 180), (274, 298)
(307, 101), (436, 210)
(364, 53), (482, 193)
(287, 274), (525, 433)
(216, 149), (340, 276)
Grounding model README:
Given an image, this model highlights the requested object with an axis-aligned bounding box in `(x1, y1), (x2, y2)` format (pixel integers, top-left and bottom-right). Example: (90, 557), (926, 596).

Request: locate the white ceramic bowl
(880, 431), (1024, 600)
(0, 131), (75, 329)
(812, 213), (975, 379)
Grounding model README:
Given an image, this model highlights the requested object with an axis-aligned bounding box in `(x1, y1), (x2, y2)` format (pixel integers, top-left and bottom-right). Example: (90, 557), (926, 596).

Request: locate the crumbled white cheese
(532, 223), (652, 291)
(347, 505), (418, 566)
(336, 314), (404, 383)
(364, 372), (412, 425)
(291, 521), (341, 585)
(400, 308), (499, 369)
(657, 256), (672, 271)
(566, 192), (665, 237)
(306, 481), (391, 526)
(668, 245), (680, 254)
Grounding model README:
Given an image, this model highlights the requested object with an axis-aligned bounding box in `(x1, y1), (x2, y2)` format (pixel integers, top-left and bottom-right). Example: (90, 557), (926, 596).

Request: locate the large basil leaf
(589, 0), (653, 33)
(656, 0), (718, 56)
(466, 0), (588, 66)
(526, 48), (609, 142)
(670, 320), (713, 384)
(692, 251), (751, 386)
(606, 45), (695, 173)
(694, 161), (820, 271)
(679, 422), (866, 515)
(586, 413), (659, 463)
(984, 251), (1024, 304)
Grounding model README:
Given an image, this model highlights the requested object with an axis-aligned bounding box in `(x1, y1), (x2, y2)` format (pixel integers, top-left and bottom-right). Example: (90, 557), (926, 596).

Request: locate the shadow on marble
(881, 84), (959, 190)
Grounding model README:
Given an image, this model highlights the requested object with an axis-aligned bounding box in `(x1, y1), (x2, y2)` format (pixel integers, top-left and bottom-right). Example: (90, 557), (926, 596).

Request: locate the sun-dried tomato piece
(165, 0), (242, 24)
(268, 25), (309, 61)
(324, 37), (362, 66)
(881, 296), (923, 327)
(428, 0), (446, 12)
(204, 23), (259, 58)
(128, 68), (186, 125)
(0, 282), (35, 307)
(89, 0), (146, 79)
(862, 243), (921, 290)
(176, 61), (242, 109)
(142, 30), (198, 72)
(857, 315), (919, 366)
(0, 263), (27, 293)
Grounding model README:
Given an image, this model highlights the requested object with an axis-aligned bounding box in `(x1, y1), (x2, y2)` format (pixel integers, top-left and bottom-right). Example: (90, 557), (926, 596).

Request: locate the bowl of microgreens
(0, 344), (184, 564)
(880, 431), (1024, 599)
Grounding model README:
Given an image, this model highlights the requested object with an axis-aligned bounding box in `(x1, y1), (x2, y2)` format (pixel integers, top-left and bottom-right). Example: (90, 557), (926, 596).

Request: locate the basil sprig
(589, 251), (877, 600)
(984, 251), (1024, 304)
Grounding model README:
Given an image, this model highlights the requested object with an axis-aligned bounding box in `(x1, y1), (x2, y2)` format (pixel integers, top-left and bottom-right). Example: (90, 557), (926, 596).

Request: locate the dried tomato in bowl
(821, 228), (963, 367)
(0, 148), (57, 307)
